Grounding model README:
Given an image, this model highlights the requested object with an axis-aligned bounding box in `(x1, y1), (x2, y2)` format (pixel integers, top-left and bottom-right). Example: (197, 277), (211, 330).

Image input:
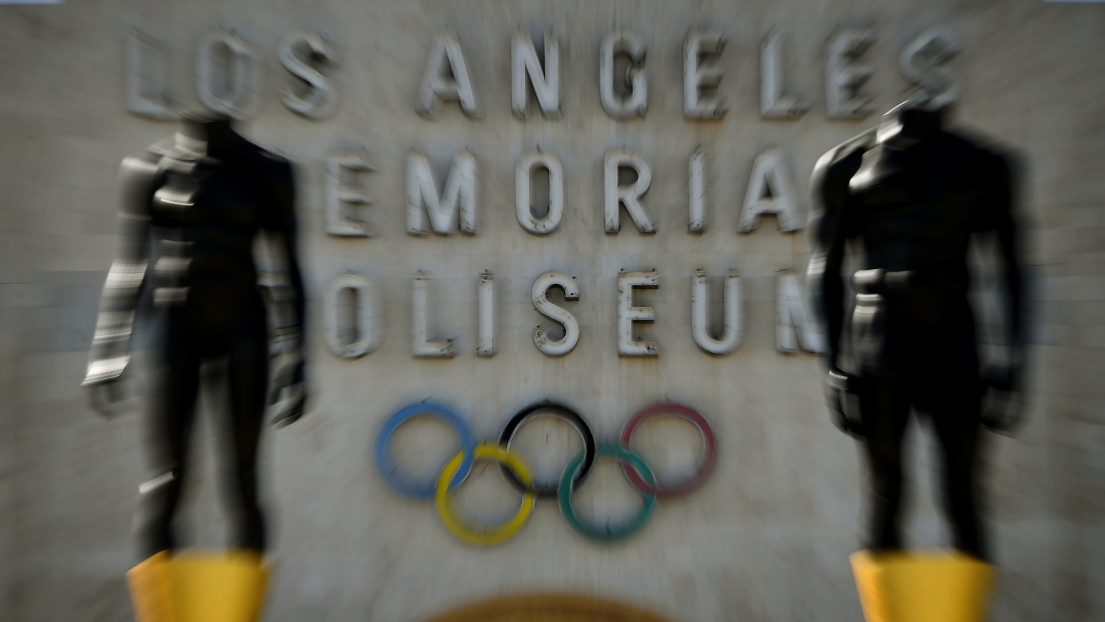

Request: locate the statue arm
(807, 149), (850, 372)
(263, 157), (308, 426)
(979, 153), (1025, 399)
(993, 157), (1025, 372)
(975, 151), (1028, 434)
(83, 152), (157, 387)
(268, 159), (306, 352)
(808, 143), (868, 436)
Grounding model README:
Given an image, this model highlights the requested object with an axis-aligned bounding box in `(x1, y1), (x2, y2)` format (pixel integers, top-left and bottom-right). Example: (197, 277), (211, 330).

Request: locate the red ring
(619, 403), (716, 498)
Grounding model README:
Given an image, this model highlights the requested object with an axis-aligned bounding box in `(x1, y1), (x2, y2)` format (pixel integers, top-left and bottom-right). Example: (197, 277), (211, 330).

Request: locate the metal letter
(684, 30), (726, 119)
(416, 32), (479, 118)
(478, 272), (495, 357)
(126, 30), (175, 120)
(532, 271), (580, 356)
(279, 29), (340, 119)
(899, 27), (960, 109)
(324, 273), (381, 359)
(761, 29), (808, 119)
(512, 29), (559, 118)
(516, 150), (564, 235)
(406, 150), (478, 235)
(326, 151), (375, 237)
(777, 270), (825, 354)
(688, 148), (706, 233)
(826, 28), (876, 119)
(739, 148), (802, 233)
(196, 29), (262, 119)
(599, 30), (647, 119)
(411, 272), (455, 358)
(618, 271), (659, 357)
(604, 150), (655, 234)
(691, 270), (742, 355)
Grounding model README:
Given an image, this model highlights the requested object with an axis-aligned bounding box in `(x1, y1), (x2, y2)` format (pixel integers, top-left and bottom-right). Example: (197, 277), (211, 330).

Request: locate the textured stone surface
(2, 1), (1104, 620)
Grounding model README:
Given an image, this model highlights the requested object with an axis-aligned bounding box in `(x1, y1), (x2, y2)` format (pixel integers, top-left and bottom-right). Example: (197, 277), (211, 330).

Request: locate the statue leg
(858, 373), (912, 551)
(135, 328), (201, 559)
(927, 383), (986, 560)
(222, 309), (269, 552)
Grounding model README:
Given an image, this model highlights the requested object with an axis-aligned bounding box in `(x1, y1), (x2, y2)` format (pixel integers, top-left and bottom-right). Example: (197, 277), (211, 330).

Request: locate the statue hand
(826, 368), (866, 437)
(82, 356), (128, 419)
(269, 356), (307, 428)
(980, 363), (1024, 435)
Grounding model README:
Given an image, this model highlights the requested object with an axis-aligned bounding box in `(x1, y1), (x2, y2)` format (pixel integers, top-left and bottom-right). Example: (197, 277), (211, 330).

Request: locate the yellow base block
(851, 550), (996, 622)
(127, 551), (270, 622)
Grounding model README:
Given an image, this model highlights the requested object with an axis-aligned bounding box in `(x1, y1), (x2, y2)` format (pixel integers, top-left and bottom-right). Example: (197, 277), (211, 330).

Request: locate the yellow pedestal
(851, 550), (996, 622)
(127, 551), (270, 622)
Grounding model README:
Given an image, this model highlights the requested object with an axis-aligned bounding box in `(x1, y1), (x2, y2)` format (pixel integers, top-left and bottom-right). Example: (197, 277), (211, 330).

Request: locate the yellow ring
(435, 443), (537, 545)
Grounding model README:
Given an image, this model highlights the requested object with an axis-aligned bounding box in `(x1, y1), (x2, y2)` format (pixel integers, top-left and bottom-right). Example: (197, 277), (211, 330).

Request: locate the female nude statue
(83, 112), (307, 559)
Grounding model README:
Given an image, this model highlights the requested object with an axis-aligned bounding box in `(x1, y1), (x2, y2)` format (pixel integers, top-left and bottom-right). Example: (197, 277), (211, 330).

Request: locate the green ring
(558, 443), (657, 542)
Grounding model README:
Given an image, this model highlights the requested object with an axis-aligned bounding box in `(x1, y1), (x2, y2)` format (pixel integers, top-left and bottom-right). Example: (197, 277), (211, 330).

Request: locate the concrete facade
(2, 1), (1104, 620)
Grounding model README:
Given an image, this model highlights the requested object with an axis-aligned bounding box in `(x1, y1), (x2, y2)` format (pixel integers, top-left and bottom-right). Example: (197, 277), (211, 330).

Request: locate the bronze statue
(83, 112), (307, 559)
(808, 98), (1025, 560)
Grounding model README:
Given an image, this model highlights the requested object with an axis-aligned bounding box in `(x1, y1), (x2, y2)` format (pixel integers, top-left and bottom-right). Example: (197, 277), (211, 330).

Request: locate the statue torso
(141, 138), (289, 332)
(825, 129), (1010, 372)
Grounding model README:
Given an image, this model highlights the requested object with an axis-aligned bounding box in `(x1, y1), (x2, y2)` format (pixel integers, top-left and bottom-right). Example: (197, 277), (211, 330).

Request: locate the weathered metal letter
(761, 29), (808, 119)
(411, 272), (456, 358)
(126, 30), (175, 120)
(324, 273), (381, 358)
(516, 150), (564, 234)
(604, 150), (655, 234)
(416, 32), (479, 118)
(600, 30), (647, 119)
(279, 29), (340, 119)
(326, 151), (375, 237)
(688, 148), (706, 233)
(684, 30), (726, 119)
(512, 29), (559, 118)
(196, 29), (261, 119)
(899, 27), (960, 108)
(618, 271), (659, 356)
(826, 28), (876, 119)
(739, 148), (801, 233)
(406, 150), (478, 235)
(478, 272), (495, 357)
(691, 270), (742, 355)
(777, 270), (825, 354)
(532, 271), (580, 356)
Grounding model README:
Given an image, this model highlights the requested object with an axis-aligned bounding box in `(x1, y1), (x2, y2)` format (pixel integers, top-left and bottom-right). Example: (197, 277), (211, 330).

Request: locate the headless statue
(83, 112), (307, 559)
(807, 99), (1025, 561)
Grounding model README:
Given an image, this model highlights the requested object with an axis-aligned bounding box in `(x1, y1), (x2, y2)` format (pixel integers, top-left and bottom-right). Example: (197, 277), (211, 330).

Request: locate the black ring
(498, 402), (596, 498)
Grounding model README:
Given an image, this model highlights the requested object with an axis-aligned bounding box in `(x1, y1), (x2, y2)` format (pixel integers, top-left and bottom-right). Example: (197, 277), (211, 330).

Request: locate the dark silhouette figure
(808, 101), (1025, 561)
(83, 112), (307, 559)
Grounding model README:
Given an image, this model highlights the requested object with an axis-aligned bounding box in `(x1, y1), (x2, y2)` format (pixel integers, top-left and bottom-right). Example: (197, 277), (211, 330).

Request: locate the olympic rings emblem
(374, 400), (717, 545)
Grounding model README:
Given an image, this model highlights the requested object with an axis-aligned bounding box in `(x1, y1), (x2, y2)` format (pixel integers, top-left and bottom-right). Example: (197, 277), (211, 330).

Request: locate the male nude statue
(808, 97), (1025, 560)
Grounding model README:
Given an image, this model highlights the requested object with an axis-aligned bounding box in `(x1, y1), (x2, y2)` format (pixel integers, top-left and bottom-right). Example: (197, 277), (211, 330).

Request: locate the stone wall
(2, 0), (1104, 620)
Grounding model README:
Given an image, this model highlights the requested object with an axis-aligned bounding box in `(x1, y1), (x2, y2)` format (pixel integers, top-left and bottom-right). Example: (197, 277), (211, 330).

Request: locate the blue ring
(375, 402), (475, 499)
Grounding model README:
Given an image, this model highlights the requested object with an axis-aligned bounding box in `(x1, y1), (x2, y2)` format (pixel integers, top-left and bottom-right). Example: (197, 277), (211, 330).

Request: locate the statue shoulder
(118, 141), (170, 186)
(242, 141), (294, 183)
(239, 142), (297, 227)
(115, 141), (175, 218)
(943, 130), (1017, 180)
(147, 138), (176, 158)
(812, 128), (875, 193)
(814, 129), (876, 181)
